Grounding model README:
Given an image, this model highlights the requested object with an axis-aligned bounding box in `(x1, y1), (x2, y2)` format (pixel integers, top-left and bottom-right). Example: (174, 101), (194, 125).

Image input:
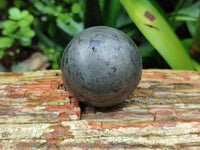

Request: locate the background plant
(30, 0), (84, 69)
(0, 7), (35, 59)
(0, 0), (199, 71)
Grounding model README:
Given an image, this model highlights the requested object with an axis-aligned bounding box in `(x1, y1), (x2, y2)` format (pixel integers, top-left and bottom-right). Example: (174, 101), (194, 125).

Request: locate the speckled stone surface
(61, 26), (142, 107)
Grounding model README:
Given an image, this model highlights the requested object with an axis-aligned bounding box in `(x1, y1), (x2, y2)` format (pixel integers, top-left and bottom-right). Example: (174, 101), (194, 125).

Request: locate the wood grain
(0, 70), (80, 123)
(0, 69), (200, 149)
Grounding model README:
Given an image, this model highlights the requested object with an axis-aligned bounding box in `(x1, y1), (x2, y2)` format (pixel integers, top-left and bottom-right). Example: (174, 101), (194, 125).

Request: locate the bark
(0, 69), (200, 149)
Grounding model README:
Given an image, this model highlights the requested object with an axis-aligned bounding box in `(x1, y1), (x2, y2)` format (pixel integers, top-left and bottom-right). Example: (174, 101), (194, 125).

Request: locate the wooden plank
(82, 69), (200, 122)
(0, 120), (200, 149)
(0, 69), (200, 149)
(0, 70), (80, 123)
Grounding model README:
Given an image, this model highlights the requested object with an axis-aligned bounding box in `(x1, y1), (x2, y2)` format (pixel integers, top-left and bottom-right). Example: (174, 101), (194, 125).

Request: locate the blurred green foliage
(0, 0), (199, 70)
(0, 7), (35, 58)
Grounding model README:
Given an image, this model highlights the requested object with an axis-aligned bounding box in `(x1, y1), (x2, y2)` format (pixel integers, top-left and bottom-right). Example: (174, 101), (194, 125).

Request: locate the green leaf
(3, 20), (17, 28)
(8, 51), (15, 56)
(8, 7), (21, 20)
(71, 3), (82, 14)
(178, 1), (200, 19)
(33, 0), (55, 15)
(13, 0), (25, 8)
(176, 1), (200, 36)
(56, 5), (63, 14)
(0, 37), (14, 48)
(56, 18), (83, 36)
(19, 36), (31, 46)
(43, 6), (56, 15)
(171, 16), (197, 22)
(18, 15), (34, 27)
(58, 13), (70, 22)
(138, 42), (154, 58)
(187, 22), (197, 36)
(48, 23), (56, 36)
(20, 10), (29, 18)
(15, 48), (20, 54)
(0, 49), (5, 60)
(34, 27), (64, 69)
(34, 26), (55, 48)
(99, 0), (105, 11)
(19, 27), (35, 38)
(103, 0), (121, 27)
(116, 9), (133, 28)
(181, 38), (192, 53)
(18, 19), (29, 28)
(2, 28), (16, 35)
(120, 0), (194, 70)
(191, 59), (200, 72)
(3, 20), (18, 34)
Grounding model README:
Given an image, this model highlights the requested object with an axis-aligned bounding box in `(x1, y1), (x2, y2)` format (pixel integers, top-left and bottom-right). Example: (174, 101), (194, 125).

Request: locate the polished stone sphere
(61, 26), (142, 107)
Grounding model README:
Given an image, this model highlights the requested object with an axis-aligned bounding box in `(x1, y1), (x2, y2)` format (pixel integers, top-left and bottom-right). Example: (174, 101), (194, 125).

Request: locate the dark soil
(0, 42), (42, 70)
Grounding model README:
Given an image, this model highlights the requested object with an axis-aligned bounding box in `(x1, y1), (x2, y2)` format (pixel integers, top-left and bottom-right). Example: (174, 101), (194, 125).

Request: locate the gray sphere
(61, 26), (142, 107)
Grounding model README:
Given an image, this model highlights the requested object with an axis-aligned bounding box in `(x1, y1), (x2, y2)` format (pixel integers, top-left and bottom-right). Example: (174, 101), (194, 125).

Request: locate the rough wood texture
(0, 70), (80, 123)
(0, 69), (200, 149)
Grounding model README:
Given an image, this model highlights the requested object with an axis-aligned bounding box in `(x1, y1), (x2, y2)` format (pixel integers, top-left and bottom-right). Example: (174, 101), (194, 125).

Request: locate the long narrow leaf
(120, 0), (194, 70)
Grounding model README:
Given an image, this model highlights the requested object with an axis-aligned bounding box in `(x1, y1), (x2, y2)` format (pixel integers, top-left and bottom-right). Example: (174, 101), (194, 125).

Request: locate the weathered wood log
(0, 69), (200, 149)
(0, 70), (80, 123)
